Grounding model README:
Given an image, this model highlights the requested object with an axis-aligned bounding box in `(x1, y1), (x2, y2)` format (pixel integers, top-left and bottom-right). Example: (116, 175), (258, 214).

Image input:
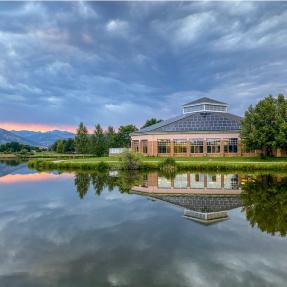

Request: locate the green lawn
(50, 156), (287, 163)
(28, 155), (287, 172)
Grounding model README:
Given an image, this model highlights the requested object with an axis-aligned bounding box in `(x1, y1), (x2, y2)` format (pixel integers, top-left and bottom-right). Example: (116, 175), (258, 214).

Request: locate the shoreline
(28, 157), (287, 172)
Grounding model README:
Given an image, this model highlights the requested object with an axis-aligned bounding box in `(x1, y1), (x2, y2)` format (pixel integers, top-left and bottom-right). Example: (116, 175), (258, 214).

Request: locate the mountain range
(0, 128), (74, 147)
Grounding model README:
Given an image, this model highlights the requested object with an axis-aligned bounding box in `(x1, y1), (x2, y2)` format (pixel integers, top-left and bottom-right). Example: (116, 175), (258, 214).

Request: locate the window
(158, 176), (171, 188)
(191, 139), (204, 153)
(224, 174), (239, 190)
(207, 139), (221, 153)
(142, 140), (148, 154)
(224, 138), (238, 153)
(174, 139), (187, 153)
(190, 173), (205, 188)
(132, 140), (139, 152)
(158, 140), (171, 154)
(204, 104), (227, 112)
(183, 104), (203, 113)
(207, 174), (221, 189)
(174, 174), (188, 188)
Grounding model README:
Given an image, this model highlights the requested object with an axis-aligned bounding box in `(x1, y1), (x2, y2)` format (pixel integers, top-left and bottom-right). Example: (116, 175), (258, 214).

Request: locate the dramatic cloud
(0, 1), (287, 131)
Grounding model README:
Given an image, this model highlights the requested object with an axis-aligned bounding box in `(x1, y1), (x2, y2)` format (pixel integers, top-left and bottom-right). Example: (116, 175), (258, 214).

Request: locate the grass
(28, 155), (287, 172)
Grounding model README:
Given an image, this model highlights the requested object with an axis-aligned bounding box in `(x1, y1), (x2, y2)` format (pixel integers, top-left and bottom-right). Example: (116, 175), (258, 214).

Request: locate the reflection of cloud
(0, 172), (287, 286)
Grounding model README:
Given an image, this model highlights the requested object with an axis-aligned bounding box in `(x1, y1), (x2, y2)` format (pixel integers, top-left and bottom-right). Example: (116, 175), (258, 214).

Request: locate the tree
(115, 124), (138, 148)
(63, 138), (75, 153)
(105, 126), (116, 149)
(141, 118), (162, 129)
(75, 122), (90, 154)
(56, 140), (64, 153)
(241, 94), (287, 156)
(90, 124), (106, 156)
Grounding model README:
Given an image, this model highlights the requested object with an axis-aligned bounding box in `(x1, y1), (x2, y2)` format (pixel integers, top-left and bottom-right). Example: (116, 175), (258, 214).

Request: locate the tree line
(0, 142), (42, 153)
(52, 118), (162, 156)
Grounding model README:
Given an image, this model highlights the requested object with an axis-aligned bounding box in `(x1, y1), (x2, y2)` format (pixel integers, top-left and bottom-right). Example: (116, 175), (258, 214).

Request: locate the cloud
(106, 19), (130, 36)
(0, 1), (287, 130)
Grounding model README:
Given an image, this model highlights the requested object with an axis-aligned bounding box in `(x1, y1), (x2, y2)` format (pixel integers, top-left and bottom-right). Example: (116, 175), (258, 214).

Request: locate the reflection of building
(131, 97), (256, 157)
(132, 172), (243, 224)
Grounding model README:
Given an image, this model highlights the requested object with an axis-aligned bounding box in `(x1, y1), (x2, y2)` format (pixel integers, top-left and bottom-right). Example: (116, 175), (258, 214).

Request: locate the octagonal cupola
(182, 97), (228, 114)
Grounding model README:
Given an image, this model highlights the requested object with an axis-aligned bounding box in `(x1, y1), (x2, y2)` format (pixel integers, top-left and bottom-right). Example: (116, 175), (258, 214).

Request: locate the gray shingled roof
(183, 97), (227, 107)
(134, 111), (242, 134)
(152, 194), (242, 213)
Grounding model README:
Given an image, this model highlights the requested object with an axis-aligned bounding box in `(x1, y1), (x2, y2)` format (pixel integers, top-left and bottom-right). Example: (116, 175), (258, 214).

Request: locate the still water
(0, 161), (287, 287)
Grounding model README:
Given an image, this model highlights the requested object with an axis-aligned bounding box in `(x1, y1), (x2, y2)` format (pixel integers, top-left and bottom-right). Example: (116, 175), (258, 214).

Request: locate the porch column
(237, 140), (241, 156)
(186, 141), (191, 157)
(170, 141), (174, 157)
(220, 139), (225, 156)
(203, 140), (207, 156)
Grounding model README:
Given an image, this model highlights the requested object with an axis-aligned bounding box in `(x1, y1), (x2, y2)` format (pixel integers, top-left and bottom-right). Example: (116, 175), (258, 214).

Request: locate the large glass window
(190, 173), (205, 188)
(207, 174), (221, 189)
(191, 139), (204, 153)
(158, 140), (171, 154)
(224, 138), (238, 153)
(158, 176), (171, 188)
(174, 139), (187, 153)
(142, 140), (148, 154)
(224, 174), (239, 190)
(132, 140), (139, 152)
(207, 139), (221, 153)
(174, 174), (188, 189)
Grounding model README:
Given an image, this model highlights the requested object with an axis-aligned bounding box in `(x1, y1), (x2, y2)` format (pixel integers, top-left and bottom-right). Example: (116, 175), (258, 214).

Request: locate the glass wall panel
(174, 174), (188, 189)
(174, 139), (187, 153)
(158, 140), (171, 154)
(132, 140), (139, 152)
(190, 173), (205, 188)
(158, 177), (171, 188)
(207, 139), (221, 153)
(142, 140), (148, 154)
(207, 174), (221, 189)
(190, 139), (204, 153)
(224, 174), (240, 189)
(223, 138), (238, 153)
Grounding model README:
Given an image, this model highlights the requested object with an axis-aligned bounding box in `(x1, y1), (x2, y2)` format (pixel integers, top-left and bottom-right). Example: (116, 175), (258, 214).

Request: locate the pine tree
(75, 122), (89, 154)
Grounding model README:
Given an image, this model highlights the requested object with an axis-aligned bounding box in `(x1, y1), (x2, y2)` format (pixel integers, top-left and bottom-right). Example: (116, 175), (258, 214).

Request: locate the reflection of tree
(74, 173), (90, 199)
(241, 175), (287, 237)
(116, 171), (144, 193)
(91, 172), (109, 195)
(75, 171), (145, 197)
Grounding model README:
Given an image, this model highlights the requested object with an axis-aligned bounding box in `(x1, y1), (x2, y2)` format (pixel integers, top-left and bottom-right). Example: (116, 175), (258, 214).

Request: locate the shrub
(119, 151), (143, 170)
(97, 161), (109, 171)
(159, 158), (177, 172)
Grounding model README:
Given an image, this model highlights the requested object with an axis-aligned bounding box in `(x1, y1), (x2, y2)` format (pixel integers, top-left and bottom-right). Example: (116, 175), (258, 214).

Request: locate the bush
(159, 158), (177, 174)
(97, 161), (109, 171)
(119, 151), (143, 170)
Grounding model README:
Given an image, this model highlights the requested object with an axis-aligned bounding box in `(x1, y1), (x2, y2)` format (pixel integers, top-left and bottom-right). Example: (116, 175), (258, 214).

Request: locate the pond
(0, 161), (287, 287)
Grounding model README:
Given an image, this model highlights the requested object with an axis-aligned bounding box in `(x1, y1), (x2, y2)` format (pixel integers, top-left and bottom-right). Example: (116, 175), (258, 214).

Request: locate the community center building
(131, 97), (252, 157)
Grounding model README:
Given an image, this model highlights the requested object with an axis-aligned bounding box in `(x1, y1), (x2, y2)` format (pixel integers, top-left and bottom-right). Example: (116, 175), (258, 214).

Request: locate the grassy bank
(0, 152), (96, 160)
(28, 156), (287, 172)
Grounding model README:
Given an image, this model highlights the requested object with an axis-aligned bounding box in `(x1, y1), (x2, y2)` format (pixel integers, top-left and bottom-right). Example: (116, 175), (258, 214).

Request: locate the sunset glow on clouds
(0, 122), (76, 132)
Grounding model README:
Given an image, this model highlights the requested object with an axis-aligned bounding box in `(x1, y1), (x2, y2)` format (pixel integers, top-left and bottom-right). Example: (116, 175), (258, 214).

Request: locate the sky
(0, 1), (287, 132)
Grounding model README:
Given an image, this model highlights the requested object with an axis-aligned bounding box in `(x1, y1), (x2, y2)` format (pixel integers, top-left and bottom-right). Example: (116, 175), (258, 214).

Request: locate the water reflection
(241, 174), (287, 237)
(73, 170), (287, 236)
(1, 163), (287, 286)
